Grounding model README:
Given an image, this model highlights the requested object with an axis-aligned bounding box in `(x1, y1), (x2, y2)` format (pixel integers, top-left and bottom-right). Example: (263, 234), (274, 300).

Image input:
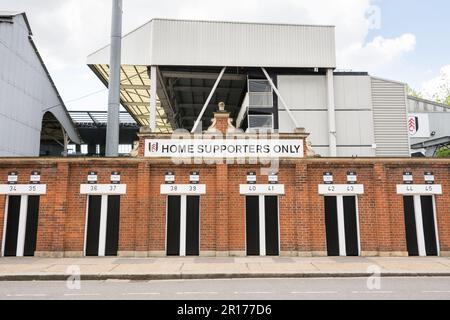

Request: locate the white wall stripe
(355, 196), (362, 256)
(98, 195), (108, 257)
(336, 196), (346, 257)
(1, 196), (9, 257)
(259, 195), (266, 256)
(413, 195), (427, 257)
(179, 195), (187, 257)
(16, 195), (28, 257)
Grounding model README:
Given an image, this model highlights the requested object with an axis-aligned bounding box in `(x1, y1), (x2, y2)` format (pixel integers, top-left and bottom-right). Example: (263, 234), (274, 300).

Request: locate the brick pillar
(373, 163), (393, 255)
(295, 163), (311, 255)
(134, 162), (151, 256)
(52, 162), (69, 255)
(215, 164), (229, 256)
(213, 112), (231, 133)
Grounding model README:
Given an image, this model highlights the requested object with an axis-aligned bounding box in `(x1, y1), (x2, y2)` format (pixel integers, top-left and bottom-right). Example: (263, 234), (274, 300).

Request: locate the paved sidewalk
(0, 257), (449, 281)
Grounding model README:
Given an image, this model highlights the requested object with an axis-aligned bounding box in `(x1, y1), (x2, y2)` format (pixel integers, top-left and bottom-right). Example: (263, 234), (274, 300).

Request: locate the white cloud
(1, 0), (418, 110)
(421, 65), (450, 101)
(339, 33), (416, 70)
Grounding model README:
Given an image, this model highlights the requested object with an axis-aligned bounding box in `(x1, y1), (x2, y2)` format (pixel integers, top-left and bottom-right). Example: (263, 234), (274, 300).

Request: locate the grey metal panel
(335, 111), (375, 146)
(88, 18), (336, 68)
(0, 13), (79, 157)
(277, 75), (376, 157)
(371, 77), (410, 157)
(278, 110), (329, 144)
(407, 96), (450, 113)
(410, 112), (450, 145)
(334, 76), (372, 110)
(277, 75), (327, 110)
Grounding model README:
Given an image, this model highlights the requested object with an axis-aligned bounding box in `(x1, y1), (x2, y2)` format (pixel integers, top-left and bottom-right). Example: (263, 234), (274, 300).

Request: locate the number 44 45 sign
(397, 184), (442, 195)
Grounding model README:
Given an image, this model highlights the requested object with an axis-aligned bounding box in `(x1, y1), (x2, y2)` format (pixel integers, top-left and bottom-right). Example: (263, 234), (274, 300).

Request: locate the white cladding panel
(277, 75), (375, 157)
(88, 19), (336, 68)
(0, 14), (79, 156)
(371, 77), (410, 157)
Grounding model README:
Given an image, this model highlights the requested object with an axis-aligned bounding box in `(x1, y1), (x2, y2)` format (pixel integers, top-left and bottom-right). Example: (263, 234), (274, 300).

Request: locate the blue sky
(2, 0), (449, 110)
(368, 0), (449, 89)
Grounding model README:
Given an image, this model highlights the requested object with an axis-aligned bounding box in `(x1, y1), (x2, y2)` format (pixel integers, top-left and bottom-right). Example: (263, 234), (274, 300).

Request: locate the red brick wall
(0, 158), (449, 257)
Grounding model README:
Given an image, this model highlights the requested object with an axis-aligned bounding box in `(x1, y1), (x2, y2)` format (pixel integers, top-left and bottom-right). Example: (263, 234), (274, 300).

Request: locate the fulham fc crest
(408, 116), (419, 136)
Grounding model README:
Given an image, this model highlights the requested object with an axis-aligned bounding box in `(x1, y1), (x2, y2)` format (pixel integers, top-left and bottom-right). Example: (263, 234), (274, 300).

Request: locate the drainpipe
(326, 69), (337, 157)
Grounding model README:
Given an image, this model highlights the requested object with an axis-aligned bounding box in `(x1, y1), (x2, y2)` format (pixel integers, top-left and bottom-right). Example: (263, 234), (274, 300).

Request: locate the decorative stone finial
(218, 102), (226, 112)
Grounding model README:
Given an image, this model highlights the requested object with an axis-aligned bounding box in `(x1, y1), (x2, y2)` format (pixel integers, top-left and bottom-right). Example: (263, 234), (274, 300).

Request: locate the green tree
(443, 95), (450, 106)
(436, 147), (450, 158)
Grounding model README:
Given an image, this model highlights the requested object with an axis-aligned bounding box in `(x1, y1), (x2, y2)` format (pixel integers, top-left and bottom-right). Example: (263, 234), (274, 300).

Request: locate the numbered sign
(160, 184), (206, 195)
(80, 184), (127, 195)
(396, 184), (442, 195)
(0, 184), (47, 195)
(318, 184), (364, 195)
(240, 184), (285, 195)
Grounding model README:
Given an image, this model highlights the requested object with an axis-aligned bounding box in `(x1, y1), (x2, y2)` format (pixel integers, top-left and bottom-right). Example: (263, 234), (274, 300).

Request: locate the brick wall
(0, 158), (449, 257)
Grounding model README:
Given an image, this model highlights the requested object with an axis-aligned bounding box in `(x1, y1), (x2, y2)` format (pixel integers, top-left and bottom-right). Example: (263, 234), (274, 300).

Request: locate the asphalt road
(0, 277), (449, 300)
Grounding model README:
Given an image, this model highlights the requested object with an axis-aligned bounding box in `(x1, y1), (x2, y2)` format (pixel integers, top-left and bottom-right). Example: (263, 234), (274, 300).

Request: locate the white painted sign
(80, 184), (127, 195)
(87, 174), (98, 183)
(318, 184), (364, 195)
(30, 174), (41, 184)
(7, 174), (18, 184)
(240, 184), (285, 195)
(424, 172), (435, 184)
(408, 114), (430, 138)
(160, 184), (206, 195)
(0, 184), (47, 195)
(145, 139), (304, 158)
(396, 184), (442, 195)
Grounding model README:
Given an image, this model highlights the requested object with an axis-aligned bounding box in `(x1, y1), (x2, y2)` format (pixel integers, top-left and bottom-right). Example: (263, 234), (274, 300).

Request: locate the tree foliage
(436, 147), (450, 158)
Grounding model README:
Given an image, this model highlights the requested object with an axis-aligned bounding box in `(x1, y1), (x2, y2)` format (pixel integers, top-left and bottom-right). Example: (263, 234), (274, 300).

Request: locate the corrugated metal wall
(0, 14), (78, 157)
(88, 19), (336, 68)
(371, 77), (410, 157)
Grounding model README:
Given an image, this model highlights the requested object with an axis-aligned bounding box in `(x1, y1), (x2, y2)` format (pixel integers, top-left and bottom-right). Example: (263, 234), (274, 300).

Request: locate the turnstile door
(324, 196), (359, 257)
(343, 196), (359, 257)
(402, 195), (438, 257)
(85, 195), (121, 257)
(186, 196), (200, 256)
(24, 196), (40, 257)
(166, 195), (181, 256)
(105, 195), (121, 256)
(3, 195), (40, 257)
(324, 196), (339, 257)
(85, 196), (102, 256)
(421, 196), (438, 257)
(245, 196), (279, 256)
(166, 195), (200, 256)
(403, 196), (419, 256)
(265, 196), (279, 256)
(246, 196), (260, 256)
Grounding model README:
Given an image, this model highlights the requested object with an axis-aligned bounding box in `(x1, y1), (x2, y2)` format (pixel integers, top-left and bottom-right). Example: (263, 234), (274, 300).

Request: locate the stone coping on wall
(0, 157), (449, 166)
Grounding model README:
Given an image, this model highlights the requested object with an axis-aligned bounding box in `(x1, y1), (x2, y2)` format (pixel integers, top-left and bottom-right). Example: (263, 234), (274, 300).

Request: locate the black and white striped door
(85, 195), (121, 257)
(324, 196), (360, 257)
(403, 195), (439, 257)
(246, 195), (280, 256)
(166, 195), (200, 256)
(2, 195), (40, 257)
